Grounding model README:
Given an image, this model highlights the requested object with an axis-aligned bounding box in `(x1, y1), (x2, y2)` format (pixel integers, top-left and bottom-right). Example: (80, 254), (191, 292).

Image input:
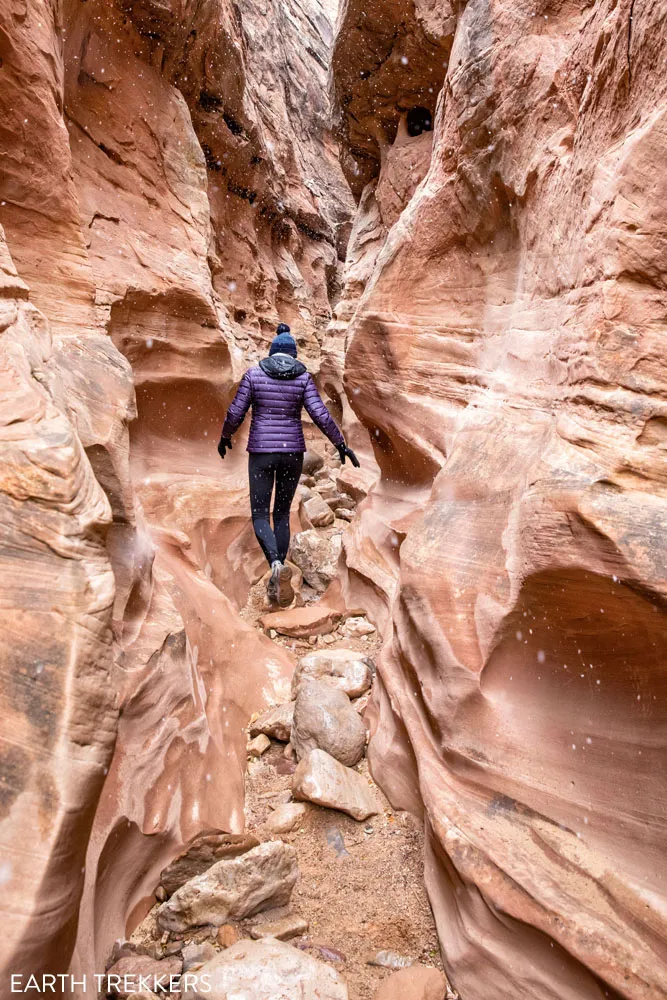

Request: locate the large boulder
(290, 530), (342, 592)
(157, 842), (298, 933)
(182, 938), (348, 999)
(159, 831), (260, 896)
(292, 749), (381, 821)
(248, 702), (295, 742)
(292, 679), (367, 766)
(292, 648), (373, 699)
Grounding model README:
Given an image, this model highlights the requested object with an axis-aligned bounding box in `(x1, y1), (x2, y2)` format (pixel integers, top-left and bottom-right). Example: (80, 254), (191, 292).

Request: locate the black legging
(249, 452), (304, 565)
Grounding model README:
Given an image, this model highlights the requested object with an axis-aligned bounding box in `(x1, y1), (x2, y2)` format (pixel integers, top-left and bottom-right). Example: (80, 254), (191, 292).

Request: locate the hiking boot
(267, 561), (282, 604)
(276, 562), (294, 608)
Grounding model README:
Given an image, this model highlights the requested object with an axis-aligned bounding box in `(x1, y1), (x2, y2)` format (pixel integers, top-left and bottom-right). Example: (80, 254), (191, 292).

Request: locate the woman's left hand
(218, 437), (233, 459)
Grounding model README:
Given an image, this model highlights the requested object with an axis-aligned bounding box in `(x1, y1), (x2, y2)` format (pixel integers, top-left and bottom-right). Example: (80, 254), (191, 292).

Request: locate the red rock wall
(0, 0), (351, 989)
(332, 1), (667, 998)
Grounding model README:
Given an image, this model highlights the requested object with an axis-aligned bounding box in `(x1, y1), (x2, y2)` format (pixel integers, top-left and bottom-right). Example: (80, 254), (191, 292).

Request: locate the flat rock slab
(373, 967), (449, 1000)
(248, 702), (294, 742)
(292, 749), (381, 821)
(159, 830), (260, 896)
(260, 605), (342, 638)
(292, 679), (367, 766)
(293, 648), (373, 699)
(249, 913), (309, 940)
(157, 841), (298, 934)
(182, 938), (348, 999)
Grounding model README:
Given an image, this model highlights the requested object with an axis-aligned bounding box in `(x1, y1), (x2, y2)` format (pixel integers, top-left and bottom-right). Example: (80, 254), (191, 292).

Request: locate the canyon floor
(122, 454), (451, 1000)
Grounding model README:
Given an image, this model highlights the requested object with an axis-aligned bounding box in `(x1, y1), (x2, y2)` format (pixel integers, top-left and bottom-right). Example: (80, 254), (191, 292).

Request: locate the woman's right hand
(337, 444), (360, 468)
(218, 437), (233, 459)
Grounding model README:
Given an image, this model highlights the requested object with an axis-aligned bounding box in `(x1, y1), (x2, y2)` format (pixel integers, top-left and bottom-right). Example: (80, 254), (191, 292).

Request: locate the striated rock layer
(0, 0), (351, 992)
(331, 1), (667, 999)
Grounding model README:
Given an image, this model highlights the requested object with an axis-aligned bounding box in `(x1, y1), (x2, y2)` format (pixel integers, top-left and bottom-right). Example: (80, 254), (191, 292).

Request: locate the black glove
(337, 443), (360, 468)
(218, 436), (233, 459)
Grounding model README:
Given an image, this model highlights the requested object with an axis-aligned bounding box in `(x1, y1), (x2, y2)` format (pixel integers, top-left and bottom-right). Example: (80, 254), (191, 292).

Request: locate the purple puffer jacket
(221, 354), (344, 453)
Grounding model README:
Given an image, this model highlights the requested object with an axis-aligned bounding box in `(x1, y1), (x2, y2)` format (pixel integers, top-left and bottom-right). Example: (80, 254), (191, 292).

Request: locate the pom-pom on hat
(269, 323), (297, 357)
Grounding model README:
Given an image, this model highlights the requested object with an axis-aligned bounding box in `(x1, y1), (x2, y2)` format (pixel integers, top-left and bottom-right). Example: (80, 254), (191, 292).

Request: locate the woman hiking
(218, 323), (359, 607)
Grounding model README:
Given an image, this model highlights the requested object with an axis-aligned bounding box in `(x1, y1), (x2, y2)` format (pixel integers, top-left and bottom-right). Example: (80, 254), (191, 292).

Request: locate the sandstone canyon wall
(0, 0), (351, 989)
(330, 1), (667, 999)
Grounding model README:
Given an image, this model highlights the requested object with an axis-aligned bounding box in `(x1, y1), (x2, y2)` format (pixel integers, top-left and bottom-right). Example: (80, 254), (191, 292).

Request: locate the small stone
(248, 702), (295, 742)
(335, 508), (354, 522)
(263, 801), (308, 834)
(301, 493), (335, 528)
(247, 733), (271, 757)
(367, 950), (415, 970)
(155, 885), (168, 903)
(308, 636), (318, 645)
(157, 842), (299, 934)
(315, 479), (339, 500)
(292, 679), (367, 766)
(344, 616), (376, 638)
(284, 742), (295, 760)
(302, 450), (325, 476)
(182, 941), (216, 972)
(249, 914), (309, 940)
(329, 493), (355, 511)
(322, 633), (336, 644)
(217, 924), (241, 949)
(373, 967), (449, 1000)
(270, 628), (277, 638)
(292, 749), (381, 821)
(159, 831), (260, 896)
(313, 466), (330, 481)
(259, 605), (342, 638)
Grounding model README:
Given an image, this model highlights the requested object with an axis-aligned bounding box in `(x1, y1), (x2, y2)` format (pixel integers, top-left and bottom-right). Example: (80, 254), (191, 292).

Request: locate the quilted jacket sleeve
(302, 374), (344, 446)
(221, 371), (253, 438)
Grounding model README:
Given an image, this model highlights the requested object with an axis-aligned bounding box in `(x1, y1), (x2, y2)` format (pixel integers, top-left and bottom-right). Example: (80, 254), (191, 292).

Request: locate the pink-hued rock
(372, 967), (448, 1000)
(330, 1), (667, 999)
(0, 0), (349, 988)
(260, 605), (343, 638)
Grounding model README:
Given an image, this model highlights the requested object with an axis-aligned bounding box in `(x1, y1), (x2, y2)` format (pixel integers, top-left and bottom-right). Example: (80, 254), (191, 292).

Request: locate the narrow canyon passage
(1, 1), (667, 999)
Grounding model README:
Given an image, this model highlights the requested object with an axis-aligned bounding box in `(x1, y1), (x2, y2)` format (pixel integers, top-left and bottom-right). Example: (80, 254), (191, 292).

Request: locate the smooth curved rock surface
(332, 2), (667, 999)
(0, 0), (350, 988)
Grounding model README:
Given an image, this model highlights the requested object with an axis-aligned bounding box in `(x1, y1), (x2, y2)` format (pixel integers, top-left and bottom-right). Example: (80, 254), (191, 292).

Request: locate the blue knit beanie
(269, 323), (297, 357)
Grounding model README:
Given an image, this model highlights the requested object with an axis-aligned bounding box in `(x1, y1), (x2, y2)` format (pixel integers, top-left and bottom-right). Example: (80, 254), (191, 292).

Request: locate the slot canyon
(1, 0), (666, 998)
